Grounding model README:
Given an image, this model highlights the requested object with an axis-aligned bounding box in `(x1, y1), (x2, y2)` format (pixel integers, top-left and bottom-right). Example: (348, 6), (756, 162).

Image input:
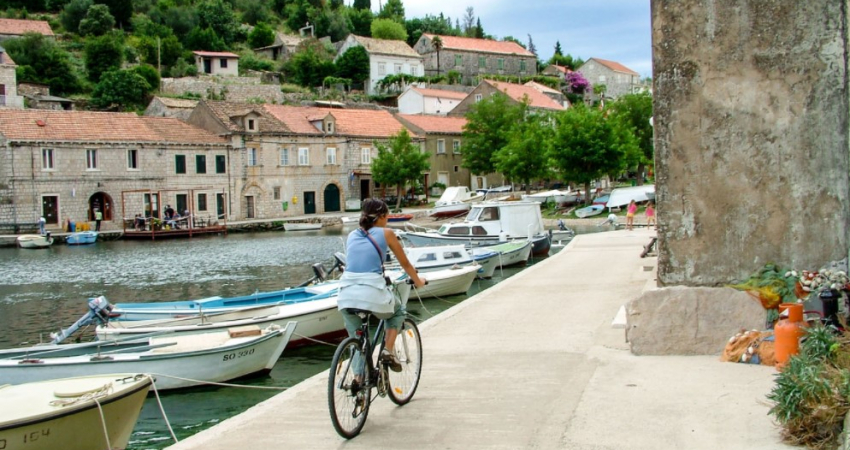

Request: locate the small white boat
(0, 374), (152, 450)
(521, 190), (571, 204)
(406, 265), (479, 299)
(0, 323), (296, 390)
(430, 187), (479, 218)
(429, 200), (471, 218)
(473, 240), (532, 268)
(605, 185), (655, 209)
(399, 244), (499, 279)
(16, 234), (53, 249)
(284, 222), (323, 231)
(575, 204), (605, 218)
(66, 231), (98, 245)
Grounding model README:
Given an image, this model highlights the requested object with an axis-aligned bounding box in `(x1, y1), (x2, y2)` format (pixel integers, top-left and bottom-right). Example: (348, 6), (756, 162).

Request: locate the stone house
(541, 64), (572, 80)
(0, 110), (232, 231)
(0, 48), (23, 108)
(187, 101), (421, 218)
(397, 86), (467, 115)
(144, 96), (199, 120)
(577, 58), (641, 99)
(254, 33), (306, 61)
(0, 18), (54, 41)
(335, 35), (424, 95)
(413, 34), (537, 85)
(194, 51), (240, 76)
(17, 83), (73, 110)
(524, 81), (568, 108)
(449, 80), (566, 117)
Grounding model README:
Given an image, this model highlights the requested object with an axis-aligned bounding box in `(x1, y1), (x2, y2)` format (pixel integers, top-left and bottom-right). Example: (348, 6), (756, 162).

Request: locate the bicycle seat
(342, 308), (373, 317)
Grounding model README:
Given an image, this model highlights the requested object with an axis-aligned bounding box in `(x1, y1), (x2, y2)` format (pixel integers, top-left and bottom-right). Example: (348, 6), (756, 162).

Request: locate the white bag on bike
(337, 272), (396, 319)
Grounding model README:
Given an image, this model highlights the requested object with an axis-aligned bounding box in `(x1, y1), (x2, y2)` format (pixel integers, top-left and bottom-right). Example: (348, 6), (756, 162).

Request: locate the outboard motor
(50, 296), (114, 344)
(312, 263), (328, 282)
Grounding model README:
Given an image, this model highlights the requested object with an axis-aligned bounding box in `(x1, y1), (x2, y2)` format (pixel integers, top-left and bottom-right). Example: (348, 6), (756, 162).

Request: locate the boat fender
(499, 231), (508, 242)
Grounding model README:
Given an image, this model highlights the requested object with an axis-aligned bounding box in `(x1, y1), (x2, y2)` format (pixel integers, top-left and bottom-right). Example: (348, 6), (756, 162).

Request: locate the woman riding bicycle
(337, 199), (426, 372)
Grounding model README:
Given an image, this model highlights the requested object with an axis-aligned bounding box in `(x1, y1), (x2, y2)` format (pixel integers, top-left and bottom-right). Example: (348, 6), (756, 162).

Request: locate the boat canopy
(605, 185), (655, 209)
(465, 202), (544, 237)
(436, 186), (474, 204)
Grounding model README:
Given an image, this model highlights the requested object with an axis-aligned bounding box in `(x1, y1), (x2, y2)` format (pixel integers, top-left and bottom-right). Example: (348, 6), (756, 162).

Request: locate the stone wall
(652, 0), (850, 285)
(161, 77), (285, 104)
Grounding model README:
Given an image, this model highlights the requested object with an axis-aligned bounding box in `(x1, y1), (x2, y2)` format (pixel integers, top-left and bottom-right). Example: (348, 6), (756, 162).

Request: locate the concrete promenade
(168, 228), (792, 450)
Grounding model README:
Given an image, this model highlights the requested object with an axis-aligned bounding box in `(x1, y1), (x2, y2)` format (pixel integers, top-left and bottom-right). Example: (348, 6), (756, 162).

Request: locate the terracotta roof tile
(524, 81), (561, 95)
(546, 65), (572, 75)
(0, 51), (15, 66)
(587, 58), (639, 76)
(349, 35), (420, 58)
(0, 110), (227, 144)
(203, 101), (289, 133)
(0, 18), (53, 36)
(423, 34), (534, 57)
(397, 114), (467, 134)
(485, 80), (565, 111)
(193, 51), (240, 58)
(155, 97), (199, 109)
(410, 87), (468, 100)
(263, 105), (411, 138)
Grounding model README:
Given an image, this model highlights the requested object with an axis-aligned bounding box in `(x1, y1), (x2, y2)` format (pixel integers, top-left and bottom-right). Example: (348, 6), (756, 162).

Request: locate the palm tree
(432, 36), (443, 76)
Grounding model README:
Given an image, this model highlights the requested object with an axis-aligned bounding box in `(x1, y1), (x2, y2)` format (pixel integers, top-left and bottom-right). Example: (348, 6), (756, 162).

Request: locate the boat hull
(429, 202), (470, 218)
(401, 232), (550, 257)
(0, 374), (151, 450)
(476, 241), (532, 268)
(65, 232), (97, 245)
(16, 235), (53, 249)
(283, 223), (322, 231)
(575, 205), (604, 218)
(410, 265), (479, 299)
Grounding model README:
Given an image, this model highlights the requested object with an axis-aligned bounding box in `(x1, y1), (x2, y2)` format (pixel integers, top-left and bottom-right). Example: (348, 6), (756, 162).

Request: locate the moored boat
(405, 265), (479, 299)
(575, 204), (605, 218)
(387, 213), (413, 222)
(0, 374), (151, 450)
(473, 240), (532, 268)
(16, 234), (53, 249)
(65, 231), (98, 245)
(429, 200), (470, 218)
(395, 244), (498, 279)
(283, 222), (323, 231)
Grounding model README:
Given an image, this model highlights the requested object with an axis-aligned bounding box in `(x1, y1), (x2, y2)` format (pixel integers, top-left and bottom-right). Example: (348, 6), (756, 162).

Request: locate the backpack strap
(360, 228), (386, 274)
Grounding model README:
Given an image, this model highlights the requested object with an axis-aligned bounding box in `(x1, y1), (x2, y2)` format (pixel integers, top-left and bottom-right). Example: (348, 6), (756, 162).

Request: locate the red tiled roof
(349, 35), (420, 58)
(587, 58), (639, 76)
(263, 105), (411, 138)
(546, 65), (572, 75)
(203, 101), (289, 133)
(397, 114), (467, 134)
(524, 81), (561, 95)
(484, 80), (565, 111)
(0, 51), (15, 66)
(193, 51), (240, 58)
(0, 18), (53, 36)
(410, 87), (468, 101)
(423, 34), (534, 57)
(0, 110), (227, 144)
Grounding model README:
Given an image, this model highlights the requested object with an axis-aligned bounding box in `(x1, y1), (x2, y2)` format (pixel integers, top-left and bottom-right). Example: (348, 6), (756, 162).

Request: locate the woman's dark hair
(359, 198), (389, 230)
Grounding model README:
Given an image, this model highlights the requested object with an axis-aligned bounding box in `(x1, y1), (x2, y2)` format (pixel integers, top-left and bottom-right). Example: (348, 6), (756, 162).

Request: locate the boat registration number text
(1, 428), (50, 447)
(222, 348), (255, 361)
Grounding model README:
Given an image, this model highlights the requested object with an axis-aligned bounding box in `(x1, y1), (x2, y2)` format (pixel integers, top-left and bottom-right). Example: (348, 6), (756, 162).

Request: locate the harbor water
(0, 225), (581, 449)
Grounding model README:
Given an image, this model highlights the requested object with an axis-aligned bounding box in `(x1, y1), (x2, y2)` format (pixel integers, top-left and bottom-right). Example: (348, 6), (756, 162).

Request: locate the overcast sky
(373, 0), (653, 78)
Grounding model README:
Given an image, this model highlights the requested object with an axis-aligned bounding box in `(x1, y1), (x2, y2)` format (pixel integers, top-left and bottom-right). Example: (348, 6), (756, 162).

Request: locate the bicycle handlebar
(405, 278), (428, 286)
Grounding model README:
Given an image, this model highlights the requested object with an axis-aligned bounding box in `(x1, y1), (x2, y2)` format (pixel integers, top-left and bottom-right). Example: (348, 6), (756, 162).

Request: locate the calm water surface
(0, 225), (573, 449)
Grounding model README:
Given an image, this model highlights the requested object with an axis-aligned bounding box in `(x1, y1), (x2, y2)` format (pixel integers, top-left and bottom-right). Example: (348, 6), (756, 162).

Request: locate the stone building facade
(414, 34), (537, 85)
(449, 80), (565, 117)
(577, 58), (641, 99)
(336, 35), (424, 95)
(0, 110), (232, 231)
(193, 51), (240, 76)
(160, 76), (285, 104)
(0, 49), (22, 109)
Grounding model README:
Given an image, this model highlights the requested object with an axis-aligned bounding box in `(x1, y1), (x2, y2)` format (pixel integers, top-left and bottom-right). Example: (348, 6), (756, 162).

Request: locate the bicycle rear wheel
(328, 337), (370, 438)
(387, 318), (422, 405)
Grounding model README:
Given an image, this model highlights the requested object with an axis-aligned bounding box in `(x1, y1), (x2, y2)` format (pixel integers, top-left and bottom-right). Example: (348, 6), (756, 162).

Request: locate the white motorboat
(430, 186), (481, 218)
(406, 265), (480, 299)
(0, 323), (296, 390)
(429, 200), (470, 218)
(0, 374), (151, 450)
(472, 240), (532, 268)
(397, 244), (499, 279)
(605, 185), (655, 209)
(521, 190), (573, 204)
(16, 234), (53, 249)
(284, 222), (323, 231)
(575, 204), (605, 218)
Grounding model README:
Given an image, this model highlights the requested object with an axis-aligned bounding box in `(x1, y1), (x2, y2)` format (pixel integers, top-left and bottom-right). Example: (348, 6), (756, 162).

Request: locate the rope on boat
(149, 375), (179, 444)
(94, 397), (112, 450)
(292, 332), (338, 347)
(148, 373), (292, 391)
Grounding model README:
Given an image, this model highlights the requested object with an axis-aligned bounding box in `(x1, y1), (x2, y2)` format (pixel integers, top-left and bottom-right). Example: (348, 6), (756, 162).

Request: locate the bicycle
(328, 279), (423, 439)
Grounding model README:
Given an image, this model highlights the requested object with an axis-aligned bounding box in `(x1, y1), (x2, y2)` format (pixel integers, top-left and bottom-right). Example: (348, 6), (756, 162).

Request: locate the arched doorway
(323, 184), (341, 212)
(88, 192), (114, 221)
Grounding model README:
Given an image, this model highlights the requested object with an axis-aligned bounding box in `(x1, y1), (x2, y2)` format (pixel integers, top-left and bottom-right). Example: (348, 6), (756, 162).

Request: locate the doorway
(88, 192), (113, 221)
(203, 59), (212, 74)
(304, 191), (316, 214)
(217, 193), (226, 219)
(323, 184), (340, 212)
(176, 194), (188, 216)
(360, 179), (370, 200)
(41, 196), (58, 225)
(245, 196), (255, 219)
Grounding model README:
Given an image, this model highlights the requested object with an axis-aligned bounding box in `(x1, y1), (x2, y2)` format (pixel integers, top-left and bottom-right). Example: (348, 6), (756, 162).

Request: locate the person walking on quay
(38, 216), (46, 235)
(626, 200), (637, 231)
(645, 202), (656, 230)
(94, 208), (102, 231)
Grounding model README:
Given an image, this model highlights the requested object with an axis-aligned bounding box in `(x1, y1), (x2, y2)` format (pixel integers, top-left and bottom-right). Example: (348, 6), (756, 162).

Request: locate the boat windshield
(467, 208), (481, 221)
(446, 226), (470, 235)
(478, 207), (499, 221)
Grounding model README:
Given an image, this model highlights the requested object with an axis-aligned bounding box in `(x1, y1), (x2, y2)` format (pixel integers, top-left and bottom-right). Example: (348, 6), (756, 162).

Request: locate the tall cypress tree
(353, 0), (370, 10)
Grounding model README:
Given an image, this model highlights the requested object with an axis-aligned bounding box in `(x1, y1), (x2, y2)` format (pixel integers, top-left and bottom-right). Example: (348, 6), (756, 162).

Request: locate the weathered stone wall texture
(652, 0), (850, 285)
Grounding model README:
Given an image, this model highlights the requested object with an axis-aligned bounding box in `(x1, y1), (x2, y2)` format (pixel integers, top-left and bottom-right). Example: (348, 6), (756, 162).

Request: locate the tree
(548, 53), (583, 70)
(432, 35), (442, 75)
(461, 93), (525, 176)
(371, 128), (430, 211)
(352, 0), (370, 10)
(91, 69), (152, 110)
(85, 32), (124, 83)
(346, 6), (372, 37)
(197, 0), (238, 44)
(239, 0), (272, 25)
(370, 18), (406, 41)
(609, 92), (654, 185)
(377, 0), (404, 23)
(78, 3), (114, 36)
(285, 0), (313, 35)
(60, 0), (93, 34)
(248, 22), (275, 48)
(95, 0), (132, 29)
(133, 33), (183, 68)
(494, 108), (553, 194)
(335, 45), (369, 86)
(310, 5), (352, 42)
(554, 40), (563, 56)
(282, 39), (336, 87)
(474, 18), (483, 39)
(502, 35), (526, 49)
(462, 6), (474, 37)
(527, 34), (537, 56)
(548, 105), (638, 203)
(5, 33), (81, 95)
(131, 64), (160, 90)
(186, 26), (226, 51)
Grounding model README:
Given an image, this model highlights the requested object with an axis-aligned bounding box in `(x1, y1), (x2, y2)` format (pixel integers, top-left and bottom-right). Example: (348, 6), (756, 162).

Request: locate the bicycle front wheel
(328, 337), (370, 438)
(387, 318), (423, 405)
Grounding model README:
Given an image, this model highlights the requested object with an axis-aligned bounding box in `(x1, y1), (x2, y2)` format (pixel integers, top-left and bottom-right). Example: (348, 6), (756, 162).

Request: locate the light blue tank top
(345, 227), (388, 274)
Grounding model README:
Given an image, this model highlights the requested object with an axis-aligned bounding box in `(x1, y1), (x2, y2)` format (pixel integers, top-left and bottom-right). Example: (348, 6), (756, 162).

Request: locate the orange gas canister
(775, 303), (805, 368)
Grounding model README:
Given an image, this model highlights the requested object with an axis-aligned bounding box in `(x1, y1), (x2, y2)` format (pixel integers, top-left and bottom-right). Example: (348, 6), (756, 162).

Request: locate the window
(409, 65), (416, 76)
(325, 121), (334, 133)
(127, 149), (138, 169)
(86, 149), (98, 170)
(480, 206), (500, 221)
(42, 148), (54, 170)
(478, 56), (486, 68)
(474, 94), (483, 103)
(220, 58), (228, 68)
(279, 147), (290, 166)
(497, 58), (504, 70)
(417, 253), (436, 263)
(447, 226), (470, 235)
(298, 147), (309, 166)
(326, 147), (337, 165)
(394, 63), (402, 74)
(378, 62), (386, 76)
(361, 147), (371, 164)
(273, 187), (281, 200)
(247, 148), (258, 166)
(437, 139), (446, 154)
(175, 154), (186, 173)
(443, 251), (464, 260)
(520, 60), (527, 72)
(247, 119), (256, 131)
(453, 165), (459, 172)
(216, 155), (226, 173)
(454, 54), (462, 67)
(196, 155), (206, 174)
(197, 193), (208, 211)
(453, 140), (461, 154)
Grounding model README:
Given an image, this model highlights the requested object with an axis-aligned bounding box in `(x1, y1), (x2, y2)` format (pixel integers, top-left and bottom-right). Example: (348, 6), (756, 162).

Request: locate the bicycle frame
(349, 312), (390, 397)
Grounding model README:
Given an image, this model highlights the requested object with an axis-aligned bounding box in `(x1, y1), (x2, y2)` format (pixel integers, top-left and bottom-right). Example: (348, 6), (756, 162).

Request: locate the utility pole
(157, 36), (161, 75)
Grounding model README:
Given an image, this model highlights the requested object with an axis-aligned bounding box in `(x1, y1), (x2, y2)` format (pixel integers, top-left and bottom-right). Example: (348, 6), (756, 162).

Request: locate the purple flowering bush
(566, 72), (590, 94)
